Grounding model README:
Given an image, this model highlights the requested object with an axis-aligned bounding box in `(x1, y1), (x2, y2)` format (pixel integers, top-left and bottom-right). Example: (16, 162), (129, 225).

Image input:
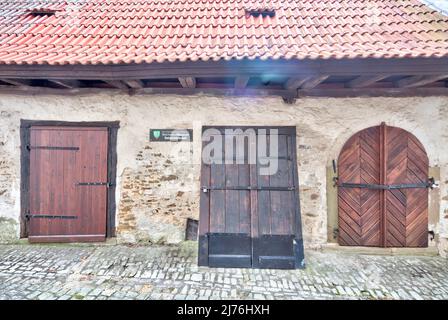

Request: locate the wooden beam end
(178, 77), (196, 88)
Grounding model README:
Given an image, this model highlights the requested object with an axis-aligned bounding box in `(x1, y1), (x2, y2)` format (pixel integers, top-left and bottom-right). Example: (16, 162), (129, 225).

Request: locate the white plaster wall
(0, 92), (447, 254)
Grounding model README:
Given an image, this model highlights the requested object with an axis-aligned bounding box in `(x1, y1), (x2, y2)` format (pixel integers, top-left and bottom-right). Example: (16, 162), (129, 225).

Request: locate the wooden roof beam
(347, 75), (389, 88)
(104, 80), (129, 90)
(123, 79), (144, 89)
(1, 79), (31, 87)
(234, 76), (250, 89)
(301, 75), (329, 89)
(48, 79), (80, 89)
(178, 77), (196, 88)
(396, 74), (448, 88)
(1, 58), (448, 80)
(284, 77), (309, 90)
(298, 87), (448, 98)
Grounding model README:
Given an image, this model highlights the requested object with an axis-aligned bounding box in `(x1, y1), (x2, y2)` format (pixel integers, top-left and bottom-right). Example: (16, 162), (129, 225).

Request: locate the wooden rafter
(49, 79), (80, 89)
(123, 80), (144, 89)
(234, 76), (250, 89)
(178, 77), (196, 88)
(396, 74), (448, 88)
(1, 79), (31, 87)
(347, 75), (389, 88)
(301, 75), (329, 89)
(104, 80), (128, 90)
(284, 77), (309, 90)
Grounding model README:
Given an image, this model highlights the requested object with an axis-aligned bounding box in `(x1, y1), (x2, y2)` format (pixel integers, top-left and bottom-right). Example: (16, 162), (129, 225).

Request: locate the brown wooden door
(198, 127), (304, 269)
(338, 123), (429, 247)
(29, 126), (108, 242)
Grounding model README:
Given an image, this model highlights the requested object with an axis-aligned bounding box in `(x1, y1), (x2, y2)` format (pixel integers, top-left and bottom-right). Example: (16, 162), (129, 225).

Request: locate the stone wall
(0, 92), (447, 255)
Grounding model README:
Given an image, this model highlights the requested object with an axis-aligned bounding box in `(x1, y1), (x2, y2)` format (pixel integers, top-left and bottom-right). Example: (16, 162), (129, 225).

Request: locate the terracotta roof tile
(0, 0), (447, 65)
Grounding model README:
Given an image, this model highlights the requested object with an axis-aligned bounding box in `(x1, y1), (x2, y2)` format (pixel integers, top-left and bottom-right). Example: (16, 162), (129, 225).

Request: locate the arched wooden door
(337, 123), (429, 247)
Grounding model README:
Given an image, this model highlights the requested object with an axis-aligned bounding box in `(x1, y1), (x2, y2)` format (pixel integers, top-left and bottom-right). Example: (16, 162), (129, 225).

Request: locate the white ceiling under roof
(421, 0), (448, 15)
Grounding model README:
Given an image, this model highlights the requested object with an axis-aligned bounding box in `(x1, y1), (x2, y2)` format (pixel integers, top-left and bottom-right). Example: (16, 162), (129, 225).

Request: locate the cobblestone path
(0, 243), (447, 300)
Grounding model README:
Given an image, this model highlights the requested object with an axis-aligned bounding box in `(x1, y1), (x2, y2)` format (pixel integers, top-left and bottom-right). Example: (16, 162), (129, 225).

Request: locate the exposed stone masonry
(118, 142), (199, 244)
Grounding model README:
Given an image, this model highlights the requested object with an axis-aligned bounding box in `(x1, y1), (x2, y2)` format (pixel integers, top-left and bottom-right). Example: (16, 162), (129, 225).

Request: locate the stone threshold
(11, 238), (120, 247)
(321, 243), (439, 256)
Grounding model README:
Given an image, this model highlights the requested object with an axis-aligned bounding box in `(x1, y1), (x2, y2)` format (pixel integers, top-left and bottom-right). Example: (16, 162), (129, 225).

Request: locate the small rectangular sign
(150, 129), (193, 142)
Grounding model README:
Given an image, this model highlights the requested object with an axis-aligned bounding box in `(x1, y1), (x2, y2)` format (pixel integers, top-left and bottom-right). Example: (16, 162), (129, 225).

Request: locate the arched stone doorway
(337, 123), (430, 247)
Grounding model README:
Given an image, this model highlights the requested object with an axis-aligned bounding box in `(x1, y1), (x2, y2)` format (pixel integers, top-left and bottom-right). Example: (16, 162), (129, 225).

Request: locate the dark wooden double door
(338, 123), (429, 247)
(198, 127), (304, 269)
(28, 126), (108, 242)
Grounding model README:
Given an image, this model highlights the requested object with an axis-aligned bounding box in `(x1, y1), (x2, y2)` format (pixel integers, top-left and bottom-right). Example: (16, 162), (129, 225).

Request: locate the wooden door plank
(269, 135), (290, 235)
(198, 139), (211, 237)
(238, 164), (251, 234)
(198, 137), (211, 266)
(258, 134), (271, 236)
(225, 163), (240, 233)
(380, 122), (387, 247)
(209, 163), (225, 233)
(250, 145), (259, 239)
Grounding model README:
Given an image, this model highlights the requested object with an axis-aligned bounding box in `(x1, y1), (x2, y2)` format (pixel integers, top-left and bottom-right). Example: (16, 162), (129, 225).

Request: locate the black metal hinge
(202, 186), (297, 192)
(333, 228), (339, 239)
(76, 182), (114, 187)
(28, 146), (79, 151)
(25, 214), (78, 220)
(429, 230), (435, 241)
(335, 177), (438, 190)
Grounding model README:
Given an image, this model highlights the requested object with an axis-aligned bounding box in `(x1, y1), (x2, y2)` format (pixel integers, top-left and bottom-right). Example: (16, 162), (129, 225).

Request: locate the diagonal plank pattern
(385, 127), (428, 247)
(338, 124), (428, 248)
(338, 126), (381, 246)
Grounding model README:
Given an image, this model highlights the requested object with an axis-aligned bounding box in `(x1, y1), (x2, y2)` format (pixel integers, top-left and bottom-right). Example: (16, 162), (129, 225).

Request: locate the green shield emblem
(153, 130), (161, 139)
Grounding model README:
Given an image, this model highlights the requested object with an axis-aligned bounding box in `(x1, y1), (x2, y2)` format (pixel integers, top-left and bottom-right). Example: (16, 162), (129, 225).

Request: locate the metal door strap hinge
(25, 214), (78, 220)
(337, 178), (436, 190)
(202, 186), (297, 192)
(77, 182), (114, 187)
(29, 146), (79, 151)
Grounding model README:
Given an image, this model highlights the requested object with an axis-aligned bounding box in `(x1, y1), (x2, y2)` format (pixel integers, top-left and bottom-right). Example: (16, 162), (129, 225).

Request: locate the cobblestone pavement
(0, 243), (447, 300)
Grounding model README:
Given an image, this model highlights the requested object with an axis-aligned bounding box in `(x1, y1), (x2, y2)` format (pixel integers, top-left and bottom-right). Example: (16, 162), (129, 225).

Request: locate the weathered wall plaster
(0, 93), (447, 255)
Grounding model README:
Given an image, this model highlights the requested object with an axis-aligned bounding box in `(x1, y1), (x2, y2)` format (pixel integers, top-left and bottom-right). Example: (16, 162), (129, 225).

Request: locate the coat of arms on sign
(150, 129), (193, 142)
(152, 130), (161, 139)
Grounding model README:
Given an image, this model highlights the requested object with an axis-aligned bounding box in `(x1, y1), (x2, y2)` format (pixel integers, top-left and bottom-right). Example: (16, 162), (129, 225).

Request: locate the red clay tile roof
(0, 0), (447, 65)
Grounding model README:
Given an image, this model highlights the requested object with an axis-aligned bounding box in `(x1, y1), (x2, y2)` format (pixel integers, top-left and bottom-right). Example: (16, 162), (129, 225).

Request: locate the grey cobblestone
(0, 244), (447, 300)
